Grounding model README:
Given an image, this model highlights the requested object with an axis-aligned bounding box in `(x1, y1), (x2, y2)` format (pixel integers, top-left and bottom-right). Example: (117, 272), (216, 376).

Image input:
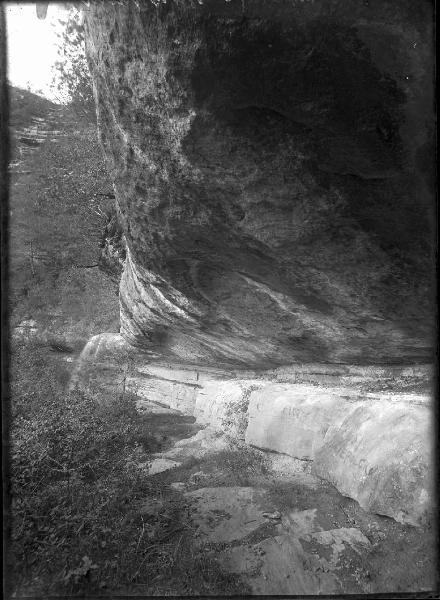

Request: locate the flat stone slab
(220, 525), (372, 595)
(246, 384), (351, 459)
(184, 486), (270, 543)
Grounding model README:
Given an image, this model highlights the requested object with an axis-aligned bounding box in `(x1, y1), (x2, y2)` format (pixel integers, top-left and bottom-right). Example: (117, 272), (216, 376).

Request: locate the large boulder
(313, 396), (433, 527)
(245, 383), (433, 526)
(83, 0), (434, 367)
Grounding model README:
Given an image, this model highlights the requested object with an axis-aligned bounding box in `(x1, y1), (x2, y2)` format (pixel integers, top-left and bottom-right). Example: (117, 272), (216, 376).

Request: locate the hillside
(5, 0), (437, 594)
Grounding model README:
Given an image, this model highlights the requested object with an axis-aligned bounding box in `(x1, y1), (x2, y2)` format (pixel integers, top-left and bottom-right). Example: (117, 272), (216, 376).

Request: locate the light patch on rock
(277, 508), (322, 537)
(299, 528), (371, 570)
(162, 427), (231, 461)
(170, 482), (186, 492)
(245, 384), (359, 459)
(136, 398), (182, 415)
(246, 383), (433, 524)
(142, 458), (181, 476)
(194, 380), (262, 437)
(313, 400), (433, 525)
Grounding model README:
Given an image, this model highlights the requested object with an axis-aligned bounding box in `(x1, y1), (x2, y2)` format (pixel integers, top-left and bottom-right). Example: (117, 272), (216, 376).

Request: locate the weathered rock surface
(182, 480), (375, 594)
(72, 333), (433, 525)
(313, 397), (433, 526)
(246, 384), (433, 525)
(117, 395), (436, 594)
(83, 0), (434, 367)
(221, 527), (372, 595)
(193, 379), (262, 438)
(68, 330), (436, 590)
(245, 384), (352, 460)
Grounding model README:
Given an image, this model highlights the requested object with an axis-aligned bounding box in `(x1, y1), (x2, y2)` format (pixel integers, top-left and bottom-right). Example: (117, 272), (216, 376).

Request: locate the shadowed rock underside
(84, 0), (435, 367)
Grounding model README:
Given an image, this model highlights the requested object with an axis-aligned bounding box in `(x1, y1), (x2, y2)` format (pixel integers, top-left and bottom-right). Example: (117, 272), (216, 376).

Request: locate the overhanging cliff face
(83, 0), (434, 368)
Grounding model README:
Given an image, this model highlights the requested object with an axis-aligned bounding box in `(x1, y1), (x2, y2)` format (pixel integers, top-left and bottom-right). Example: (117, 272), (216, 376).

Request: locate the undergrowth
(7, 345), (246, 596)
(5, 82), (247, 598)
(8, 351), (154, 595)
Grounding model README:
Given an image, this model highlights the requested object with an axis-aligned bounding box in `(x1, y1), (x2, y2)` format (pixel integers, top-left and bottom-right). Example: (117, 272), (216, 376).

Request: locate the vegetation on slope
(6, 87), (246, 597)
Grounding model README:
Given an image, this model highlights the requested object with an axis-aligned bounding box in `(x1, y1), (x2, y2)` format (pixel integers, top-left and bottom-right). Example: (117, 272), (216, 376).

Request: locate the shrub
(7, 345), (159, 595)
(51, 6), (95, 121)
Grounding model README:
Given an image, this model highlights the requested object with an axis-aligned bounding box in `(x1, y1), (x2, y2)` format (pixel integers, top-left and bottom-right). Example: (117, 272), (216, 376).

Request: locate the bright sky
(6, 2), (68, 101)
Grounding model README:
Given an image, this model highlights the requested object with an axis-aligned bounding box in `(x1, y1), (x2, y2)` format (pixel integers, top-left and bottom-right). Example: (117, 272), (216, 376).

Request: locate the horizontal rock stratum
(71, 333), (434, 527)
(83, 0), (435, 367)
(246, 384), (433, 526)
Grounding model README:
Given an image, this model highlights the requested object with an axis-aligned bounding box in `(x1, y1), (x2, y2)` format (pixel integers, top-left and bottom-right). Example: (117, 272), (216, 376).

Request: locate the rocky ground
(7, 88), (437, 596)
(72, 334), (436, 595)
(131, 421), (437, 595)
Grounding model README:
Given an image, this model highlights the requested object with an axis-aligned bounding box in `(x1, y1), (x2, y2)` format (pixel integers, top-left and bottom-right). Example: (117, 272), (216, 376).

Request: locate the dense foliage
(8, 343), (247, 597)
(9, 350), (157, 594)
(51, 7), (95, 120)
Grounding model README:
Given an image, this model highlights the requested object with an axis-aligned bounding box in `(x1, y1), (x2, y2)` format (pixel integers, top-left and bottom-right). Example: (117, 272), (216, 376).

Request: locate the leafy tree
(51, 6), (95, 121)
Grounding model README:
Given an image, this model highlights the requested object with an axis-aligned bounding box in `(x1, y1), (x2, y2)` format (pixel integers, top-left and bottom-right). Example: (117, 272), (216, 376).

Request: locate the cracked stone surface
(225, 526), (372, 595)
(181, 481), (374, 593)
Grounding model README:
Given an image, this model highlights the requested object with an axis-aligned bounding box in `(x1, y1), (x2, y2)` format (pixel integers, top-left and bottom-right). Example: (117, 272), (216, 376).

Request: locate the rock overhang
(83, 0), (435, 366)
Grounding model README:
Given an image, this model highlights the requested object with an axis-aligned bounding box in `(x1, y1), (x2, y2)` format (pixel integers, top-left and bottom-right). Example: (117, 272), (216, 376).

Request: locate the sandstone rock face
(193, 379), (262, 438)
(84, 0), (434, 367)
(245, 384), (352, 460)
(312, 397), (433, 527)
(245, 384), (433, 526)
